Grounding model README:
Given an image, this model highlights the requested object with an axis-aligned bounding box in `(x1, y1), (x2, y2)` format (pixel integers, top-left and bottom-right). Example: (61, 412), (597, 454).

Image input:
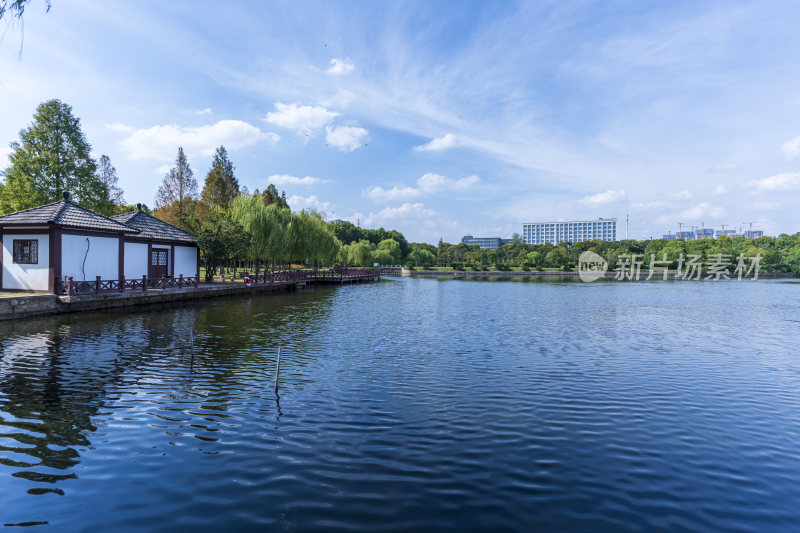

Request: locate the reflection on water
(1, 278), (799, 531)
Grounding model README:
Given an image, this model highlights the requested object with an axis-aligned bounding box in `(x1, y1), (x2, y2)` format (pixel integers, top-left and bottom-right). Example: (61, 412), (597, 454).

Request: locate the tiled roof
(111, 210), (195, 243)
(0, 200), (138, 234)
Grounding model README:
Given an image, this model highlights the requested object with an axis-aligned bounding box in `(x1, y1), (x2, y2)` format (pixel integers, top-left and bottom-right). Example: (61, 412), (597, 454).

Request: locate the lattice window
(13, 239), (38, 264)
(151, 249), (168, 266)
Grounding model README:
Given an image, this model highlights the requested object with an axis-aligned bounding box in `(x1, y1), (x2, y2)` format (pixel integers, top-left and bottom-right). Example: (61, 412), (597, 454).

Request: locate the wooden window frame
(13, 239), (39, 265)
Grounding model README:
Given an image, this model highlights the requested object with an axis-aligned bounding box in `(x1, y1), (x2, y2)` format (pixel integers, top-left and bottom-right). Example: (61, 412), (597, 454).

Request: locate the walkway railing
(56, 274), (200, 296)
(308, 268), (380, 280)
(242, 268), (379, 285)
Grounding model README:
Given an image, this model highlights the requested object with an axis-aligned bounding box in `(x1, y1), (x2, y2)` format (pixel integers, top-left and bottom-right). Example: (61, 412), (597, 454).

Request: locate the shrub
(405, 261), (415, 270)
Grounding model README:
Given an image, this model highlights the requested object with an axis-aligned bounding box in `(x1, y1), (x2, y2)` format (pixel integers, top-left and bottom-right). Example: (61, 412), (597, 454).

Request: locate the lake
(1, 277), (799, 531)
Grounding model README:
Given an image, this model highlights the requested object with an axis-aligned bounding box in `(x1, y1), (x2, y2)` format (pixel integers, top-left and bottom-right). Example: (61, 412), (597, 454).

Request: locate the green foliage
(0, 0), (49, 22)
(197, 214), (250, 282)
(153, 147), (199, 231)
(257, 184), (289, 210)
(201, 146), (239, 210)
(330, 221), (410, 260)
(376, 238), (402, 264)
(230, 193), (340, 268)
(95, 154), (126, 214)
(344, 240), (373, 266)
(525, 251), (542, 266)
(0, 99), (113, 214)
(545, 247), (569, 268)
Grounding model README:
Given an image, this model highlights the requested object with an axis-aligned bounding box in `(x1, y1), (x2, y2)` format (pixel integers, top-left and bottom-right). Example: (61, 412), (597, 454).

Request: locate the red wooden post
(161, 274), (166, 289)
(95, 276), (101, 294)
(119, 275), (125, 293)
(66, 276), (73, 296)
(178, 274), (183, 288)
(142, 275), (147, 291)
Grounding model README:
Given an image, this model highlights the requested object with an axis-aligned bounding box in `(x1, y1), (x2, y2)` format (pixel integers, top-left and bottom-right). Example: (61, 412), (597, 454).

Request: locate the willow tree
(282, 210), (340, 269)
(231, 193), (288, 271)
(347, 240), (373, 266)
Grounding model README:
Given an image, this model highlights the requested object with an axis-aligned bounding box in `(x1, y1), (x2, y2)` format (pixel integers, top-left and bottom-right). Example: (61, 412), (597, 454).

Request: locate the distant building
(662, 234), (677, 240)
(522, 218), (616, 245)
(676, 231), (695, 240)
(330, 219), (347, 224)
(743, 230), (764, 239)
(716, 229), (737, 238)
(461, 236), (510, 249)
(694, 228), (715, 239)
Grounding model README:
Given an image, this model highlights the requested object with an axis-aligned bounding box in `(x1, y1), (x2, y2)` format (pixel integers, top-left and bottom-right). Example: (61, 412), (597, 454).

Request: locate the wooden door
(149, 247), (169, 279)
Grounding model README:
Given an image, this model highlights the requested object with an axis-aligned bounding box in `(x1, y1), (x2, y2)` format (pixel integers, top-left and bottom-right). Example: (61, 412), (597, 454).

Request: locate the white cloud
(417, 172), (479, 193)
(105, 122), (135, 133)
(782, 136), (800, 159)
(265, 102), (339, 135)
(326, 58), (355, 75)
(629, 201), (666, 210)
(752, 172), (800, 191)
(325, 125), (368, 152)
(154, 164), (171, 176)
(710, 163), (738, 172)
(579, 189), (627, 205)
(680, 202), (725, 219)
(753, 200), (780, 211)
(187, 108), (213, 116)
(267, 174), (326, 186)
(113, 120), (279, 161)
(714, 184), (729, 195)
(287, 194), (333, 213)
(366, 203), (436, 224)
(668, 190), (693, 200)
(414, 133), (462, 152)
(364, 186), (421, 202)
(363, 172), (479, 202)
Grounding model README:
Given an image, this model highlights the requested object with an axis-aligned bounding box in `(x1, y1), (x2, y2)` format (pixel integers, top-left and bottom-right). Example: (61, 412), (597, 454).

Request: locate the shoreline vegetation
(2, 100), (800, 281)
(397, 268), (797, 280)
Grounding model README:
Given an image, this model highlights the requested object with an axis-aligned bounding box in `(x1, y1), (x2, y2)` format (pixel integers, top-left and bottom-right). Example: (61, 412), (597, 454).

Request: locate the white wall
(123, 242), (148, 279)
(61, 234), (119, 281)
(2, 233), (50, 290)
(174, 245), (197, 277)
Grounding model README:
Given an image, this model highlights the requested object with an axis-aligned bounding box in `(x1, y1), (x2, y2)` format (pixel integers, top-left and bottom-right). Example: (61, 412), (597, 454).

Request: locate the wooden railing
(308, 268), (380, 280)
(56, 274), (199, 296)
(241, 268), (379, 285)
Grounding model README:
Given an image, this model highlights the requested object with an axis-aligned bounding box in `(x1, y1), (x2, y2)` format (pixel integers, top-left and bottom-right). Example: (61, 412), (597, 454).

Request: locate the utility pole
(626, 213), (629, 240)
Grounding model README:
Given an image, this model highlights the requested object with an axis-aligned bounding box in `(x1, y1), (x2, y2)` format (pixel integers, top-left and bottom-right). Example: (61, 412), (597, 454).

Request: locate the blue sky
(1, 0), (800, 243)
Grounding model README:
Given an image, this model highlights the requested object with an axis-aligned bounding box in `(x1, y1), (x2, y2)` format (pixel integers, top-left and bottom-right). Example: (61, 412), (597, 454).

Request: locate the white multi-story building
(522, 218), (617, 245)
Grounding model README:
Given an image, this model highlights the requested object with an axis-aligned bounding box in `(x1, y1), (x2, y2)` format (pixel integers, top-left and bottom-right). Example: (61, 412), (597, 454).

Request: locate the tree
(197, 214), (250, 282)
(347, 240), (373, 266)
(95, 154), (125, 213)
(0, 0), (50, 22)
(377, 238), (402, 264)
(154, 147), (199, 230)
(525, 251), (542, 267)
(261, 183), (289, 209)
(201, 146), (239, 210)
(545, 247), (569, 268)
(0, 99), (111, 213)
(231, 193), (289, 268)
